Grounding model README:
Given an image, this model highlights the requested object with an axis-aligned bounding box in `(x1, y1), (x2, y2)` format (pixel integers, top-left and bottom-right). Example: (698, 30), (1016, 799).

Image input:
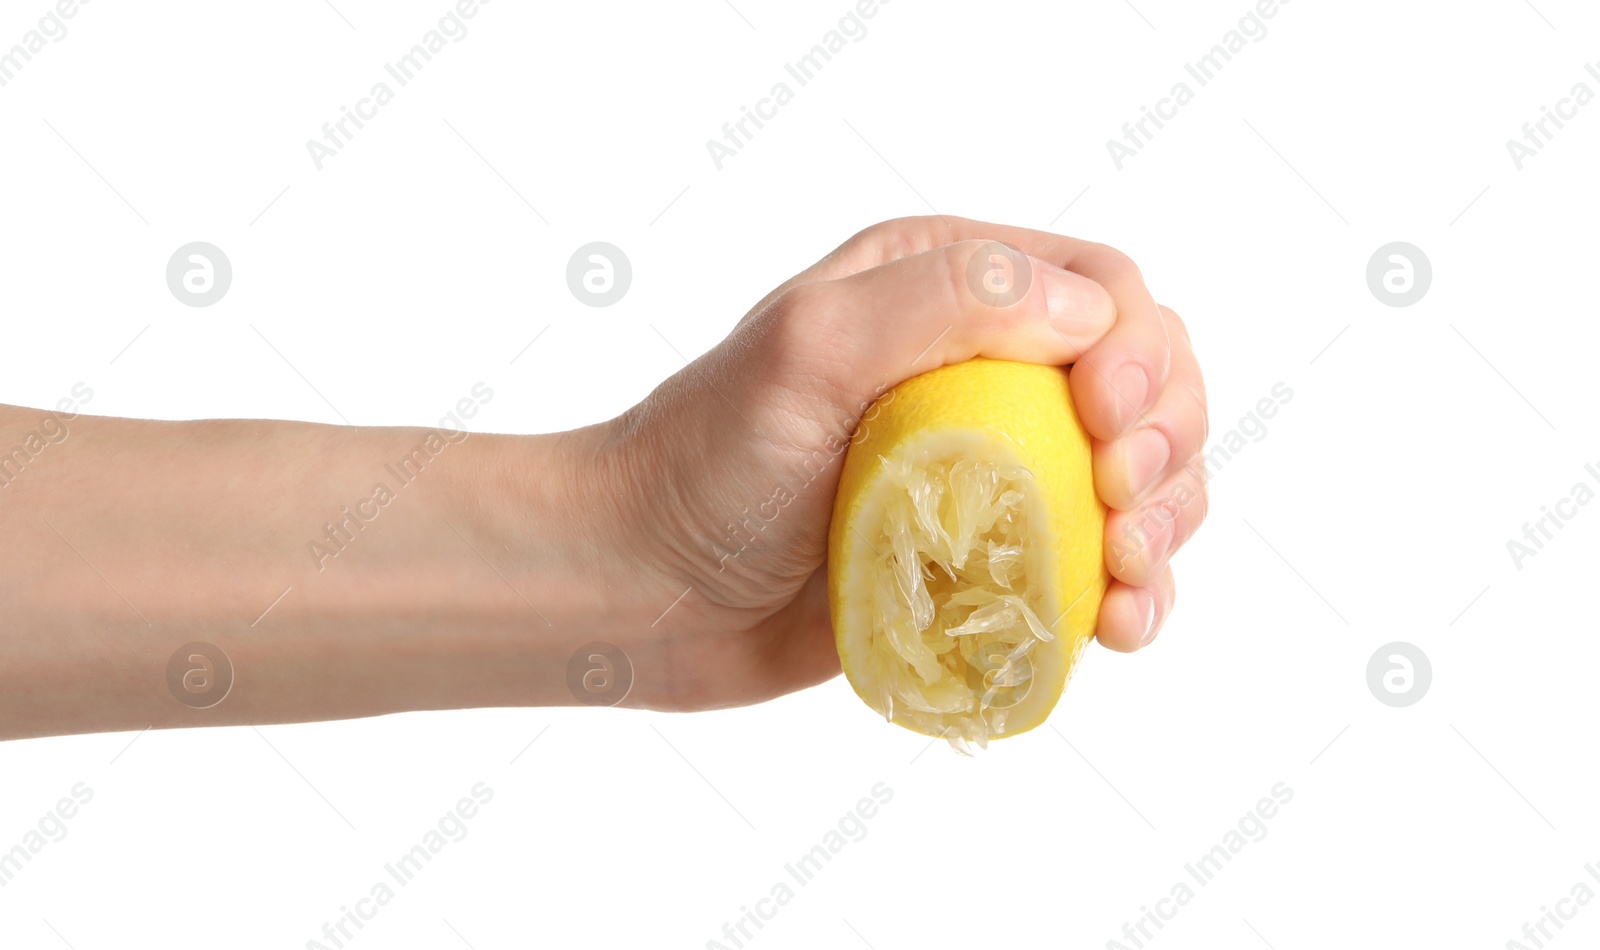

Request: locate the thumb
(780, 238), (1117, 409)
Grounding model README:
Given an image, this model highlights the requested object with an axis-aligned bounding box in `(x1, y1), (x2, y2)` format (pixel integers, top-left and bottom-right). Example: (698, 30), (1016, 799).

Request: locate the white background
(2, 0), (1597, 947)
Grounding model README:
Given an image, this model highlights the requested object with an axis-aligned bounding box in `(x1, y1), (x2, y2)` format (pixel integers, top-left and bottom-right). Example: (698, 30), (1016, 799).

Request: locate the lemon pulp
(867, 450), (1053, 743)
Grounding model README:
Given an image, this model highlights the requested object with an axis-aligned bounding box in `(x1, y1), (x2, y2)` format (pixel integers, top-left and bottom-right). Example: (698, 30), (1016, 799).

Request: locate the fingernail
(1038, 262), (1079, 321)
(1110, 364), (1149, 432)
(1137, 589), (1160, 646)
(1122, 427), (1170, 501)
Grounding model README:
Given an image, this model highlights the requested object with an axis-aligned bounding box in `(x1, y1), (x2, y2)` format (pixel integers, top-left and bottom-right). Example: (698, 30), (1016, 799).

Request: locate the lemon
(828, 359), (1108, 749)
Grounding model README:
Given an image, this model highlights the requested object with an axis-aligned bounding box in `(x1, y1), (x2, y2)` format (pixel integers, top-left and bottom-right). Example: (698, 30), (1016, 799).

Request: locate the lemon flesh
(828, 360), (1108, 749)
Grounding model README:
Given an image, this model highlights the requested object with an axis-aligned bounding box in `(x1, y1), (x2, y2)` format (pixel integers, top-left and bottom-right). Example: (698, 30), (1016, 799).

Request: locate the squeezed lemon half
(828, 359), (1108, 749)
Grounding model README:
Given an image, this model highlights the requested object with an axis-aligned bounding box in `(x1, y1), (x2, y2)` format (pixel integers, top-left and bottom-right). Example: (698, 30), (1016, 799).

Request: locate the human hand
(589, 216), (1209, 713)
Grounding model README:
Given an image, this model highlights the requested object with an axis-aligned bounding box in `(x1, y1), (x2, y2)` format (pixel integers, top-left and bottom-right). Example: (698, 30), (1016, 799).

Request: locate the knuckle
(854, 216), (933, 264)
(849, 218), (896, 250)
(764, 280), (856, 392)
(1159, 304), (1193, 344)
(773, 278), (832, 323)
(1175, 392), (1209, 451)
(938, 240), (985, 303)
(1181, 478), (1210, 534)
(1090, 240), (1142, 278)
(763, 280), (840, 356)
(1182, 375), (1209, 416)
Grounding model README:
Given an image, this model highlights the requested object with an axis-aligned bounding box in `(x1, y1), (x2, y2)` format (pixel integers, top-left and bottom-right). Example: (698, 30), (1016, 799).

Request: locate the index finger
(751, 216), (1174, 440)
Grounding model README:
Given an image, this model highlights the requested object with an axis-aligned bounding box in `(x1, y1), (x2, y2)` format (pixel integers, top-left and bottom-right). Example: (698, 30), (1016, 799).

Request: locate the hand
(0, 216), (1204, 741)
(593, 216), (1209, 713)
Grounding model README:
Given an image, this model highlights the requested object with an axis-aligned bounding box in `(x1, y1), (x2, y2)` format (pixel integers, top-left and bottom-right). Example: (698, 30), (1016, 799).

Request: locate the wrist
(453, 419), (681, 705)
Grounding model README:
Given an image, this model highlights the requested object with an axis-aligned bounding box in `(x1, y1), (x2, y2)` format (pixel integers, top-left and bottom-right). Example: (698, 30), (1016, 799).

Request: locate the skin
(0, 216), (1207, 741)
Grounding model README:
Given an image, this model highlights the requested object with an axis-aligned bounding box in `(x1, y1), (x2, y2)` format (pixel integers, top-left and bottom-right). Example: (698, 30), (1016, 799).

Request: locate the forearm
(0, 404), (634, 740)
